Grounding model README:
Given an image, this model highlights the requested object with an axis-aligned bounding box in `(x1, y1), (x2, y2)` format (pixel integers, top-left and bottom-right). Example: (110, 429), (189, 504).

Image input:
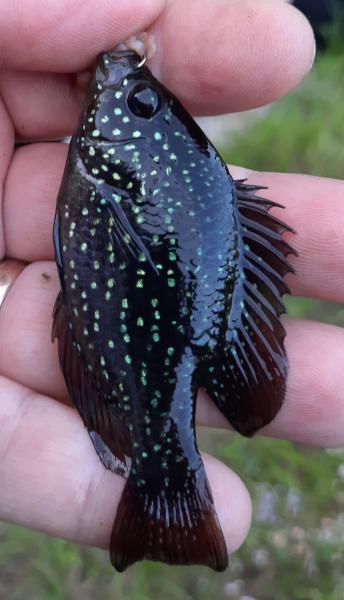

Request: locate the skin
(1, 0), (341, 558)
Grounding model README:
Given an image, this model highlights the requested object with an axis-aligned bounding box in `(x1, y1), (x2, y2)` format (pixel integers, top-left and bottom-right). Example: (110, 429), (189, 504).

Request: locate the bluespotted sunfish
(52, 49), (295, 572)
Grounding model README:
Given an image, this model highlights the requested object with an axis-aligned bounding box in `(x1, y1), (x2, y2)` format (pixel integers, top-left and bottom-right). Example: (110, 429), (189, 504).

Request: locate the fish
(52, 48), (295, 573)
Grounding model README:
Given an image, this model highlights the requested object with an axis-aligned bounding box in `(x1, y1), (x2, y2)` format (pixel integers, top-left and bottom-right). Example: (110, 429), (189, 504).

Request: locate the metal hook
(136, 53), (147, 69)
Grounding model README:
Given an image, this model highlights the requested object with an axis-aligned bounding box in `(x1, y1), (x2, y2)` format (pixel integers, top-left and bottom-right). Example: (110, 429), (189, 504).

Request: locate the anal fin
(89, 431), (130, 476)
(204, 180), (296, 436)
(52, 292), (131, 477)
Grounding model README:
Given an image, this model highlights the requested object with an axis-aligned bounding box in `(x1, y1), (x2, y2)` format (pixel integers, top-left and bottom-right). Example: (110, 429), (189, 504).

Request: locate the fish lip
(100, 49), (143, 71)
(96, 50), (144, 87)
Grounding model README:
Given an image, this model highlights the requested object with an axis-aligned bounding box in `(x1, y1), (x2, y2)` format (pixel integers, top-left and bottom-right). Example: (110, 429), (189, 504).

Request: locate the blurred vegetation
(223, 38), (344, 178)
(2, 26), (344, 600)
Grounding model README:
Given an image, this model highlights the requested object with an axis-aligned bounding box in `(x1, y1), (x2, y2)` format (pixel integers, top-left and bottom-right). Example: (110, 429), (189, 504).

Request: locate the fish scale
(52, 49), (295, 572)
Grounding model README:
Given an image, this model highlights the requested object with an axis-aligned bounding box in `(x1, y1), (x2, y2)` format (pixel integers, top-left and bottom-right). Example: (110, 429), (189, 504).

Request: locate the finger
(2, 261), (344, 449)
(0, 0), (164, 72)
(4, 144), (65, 263)
(0, 375), (252, 554)
(5, 145), (344, 304)
(0, 259), (27, 306)
(0, 70), (84, 141)
(0, 98), (14, 259)
(151, 0), (315, 115)
(0, 261), (66, 401)
(0, 0), (315, 139)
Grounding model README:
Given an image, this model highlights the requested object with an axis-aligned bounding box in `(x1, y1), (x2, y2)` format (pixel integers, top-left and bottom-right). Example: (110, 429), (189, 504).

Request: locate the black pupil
(128, 84), (160, 118)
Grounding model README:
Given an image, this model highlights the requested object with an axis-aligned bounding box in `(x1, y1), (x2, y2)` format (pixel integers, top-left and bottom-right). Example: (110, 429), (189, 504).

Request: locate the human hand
(1, 0), (333, 559)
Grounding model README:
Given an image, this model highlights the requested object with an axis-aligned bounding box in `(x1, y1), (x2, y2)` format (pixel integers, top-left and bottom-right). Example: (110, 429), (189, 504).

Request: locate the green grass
(2, 41), (344, 600)
(222, 49), (344, 179)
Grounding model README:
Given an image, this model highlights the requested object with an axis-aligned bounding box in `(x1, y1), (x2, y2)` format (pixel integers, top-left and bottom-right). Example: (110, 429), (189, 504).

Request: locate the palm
(0, 0), (339, 557)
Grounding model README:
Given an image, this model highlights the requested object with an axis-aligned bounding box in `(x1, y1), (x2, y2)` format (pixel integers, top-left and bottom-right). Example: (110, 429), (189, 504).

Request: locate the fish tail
(110, 466), (228, 572)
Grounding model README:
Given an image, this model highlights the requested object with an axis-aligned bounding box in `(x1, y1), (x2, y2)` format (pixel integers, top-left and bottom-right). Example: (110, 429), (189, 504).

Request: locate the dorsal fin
(203, 180), (296, 436)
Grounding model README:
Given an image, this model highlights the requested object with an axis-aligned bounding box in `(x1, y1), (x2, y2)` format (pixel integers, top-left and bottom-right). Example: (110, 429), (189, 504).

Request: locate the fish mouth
(98, 33), (152, 81)
(101, 49), (144, 70)
(96, 50), (143, 88)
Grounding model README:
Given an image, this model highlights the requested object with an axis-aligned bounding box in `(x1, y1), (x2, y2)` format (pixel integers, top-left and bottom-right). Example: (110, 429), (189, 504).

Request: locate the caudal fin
(110, 469), (228, 572)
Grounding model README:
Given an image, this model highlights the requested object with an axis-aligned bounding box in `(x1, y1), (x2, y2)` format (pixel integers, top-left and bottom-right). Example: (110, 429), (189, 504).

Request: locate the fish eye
(127, 83), (162, 119)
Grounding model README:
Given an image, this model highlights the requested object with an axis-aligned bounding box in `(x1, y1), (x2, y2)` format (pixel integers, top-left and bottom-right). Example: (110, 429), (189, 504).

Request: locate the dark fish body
(52, 50), (294, 572)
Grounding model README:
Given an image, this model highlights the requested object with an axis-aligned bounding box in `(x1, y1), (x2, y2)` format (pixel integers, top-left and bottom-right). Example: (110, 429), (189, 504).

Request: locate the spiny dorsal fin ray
(203, 180), (295, 436)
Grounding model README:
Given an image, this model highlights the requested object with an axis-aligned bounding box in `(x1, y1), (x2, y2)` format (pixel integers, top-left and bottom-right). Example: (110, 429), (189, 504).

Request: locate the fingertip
(150, 0), (316, 115)
(275, 1), (316, 86)
(229, 165), (256, 180)
(233, 0), (316, 110)
(203, 453), (252, 554)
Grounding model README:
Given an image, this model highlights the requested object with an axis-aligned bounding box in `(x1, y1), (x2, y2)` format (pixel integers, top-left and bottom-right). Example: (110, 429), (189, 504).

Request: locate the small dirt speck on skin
(41, 272), (51, 281)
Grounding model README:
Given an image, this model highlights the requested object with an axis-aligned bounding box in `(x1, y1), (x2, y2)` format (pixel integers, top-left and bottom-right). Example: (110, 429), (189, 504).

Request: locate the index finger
(0, 0), (164, 72)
